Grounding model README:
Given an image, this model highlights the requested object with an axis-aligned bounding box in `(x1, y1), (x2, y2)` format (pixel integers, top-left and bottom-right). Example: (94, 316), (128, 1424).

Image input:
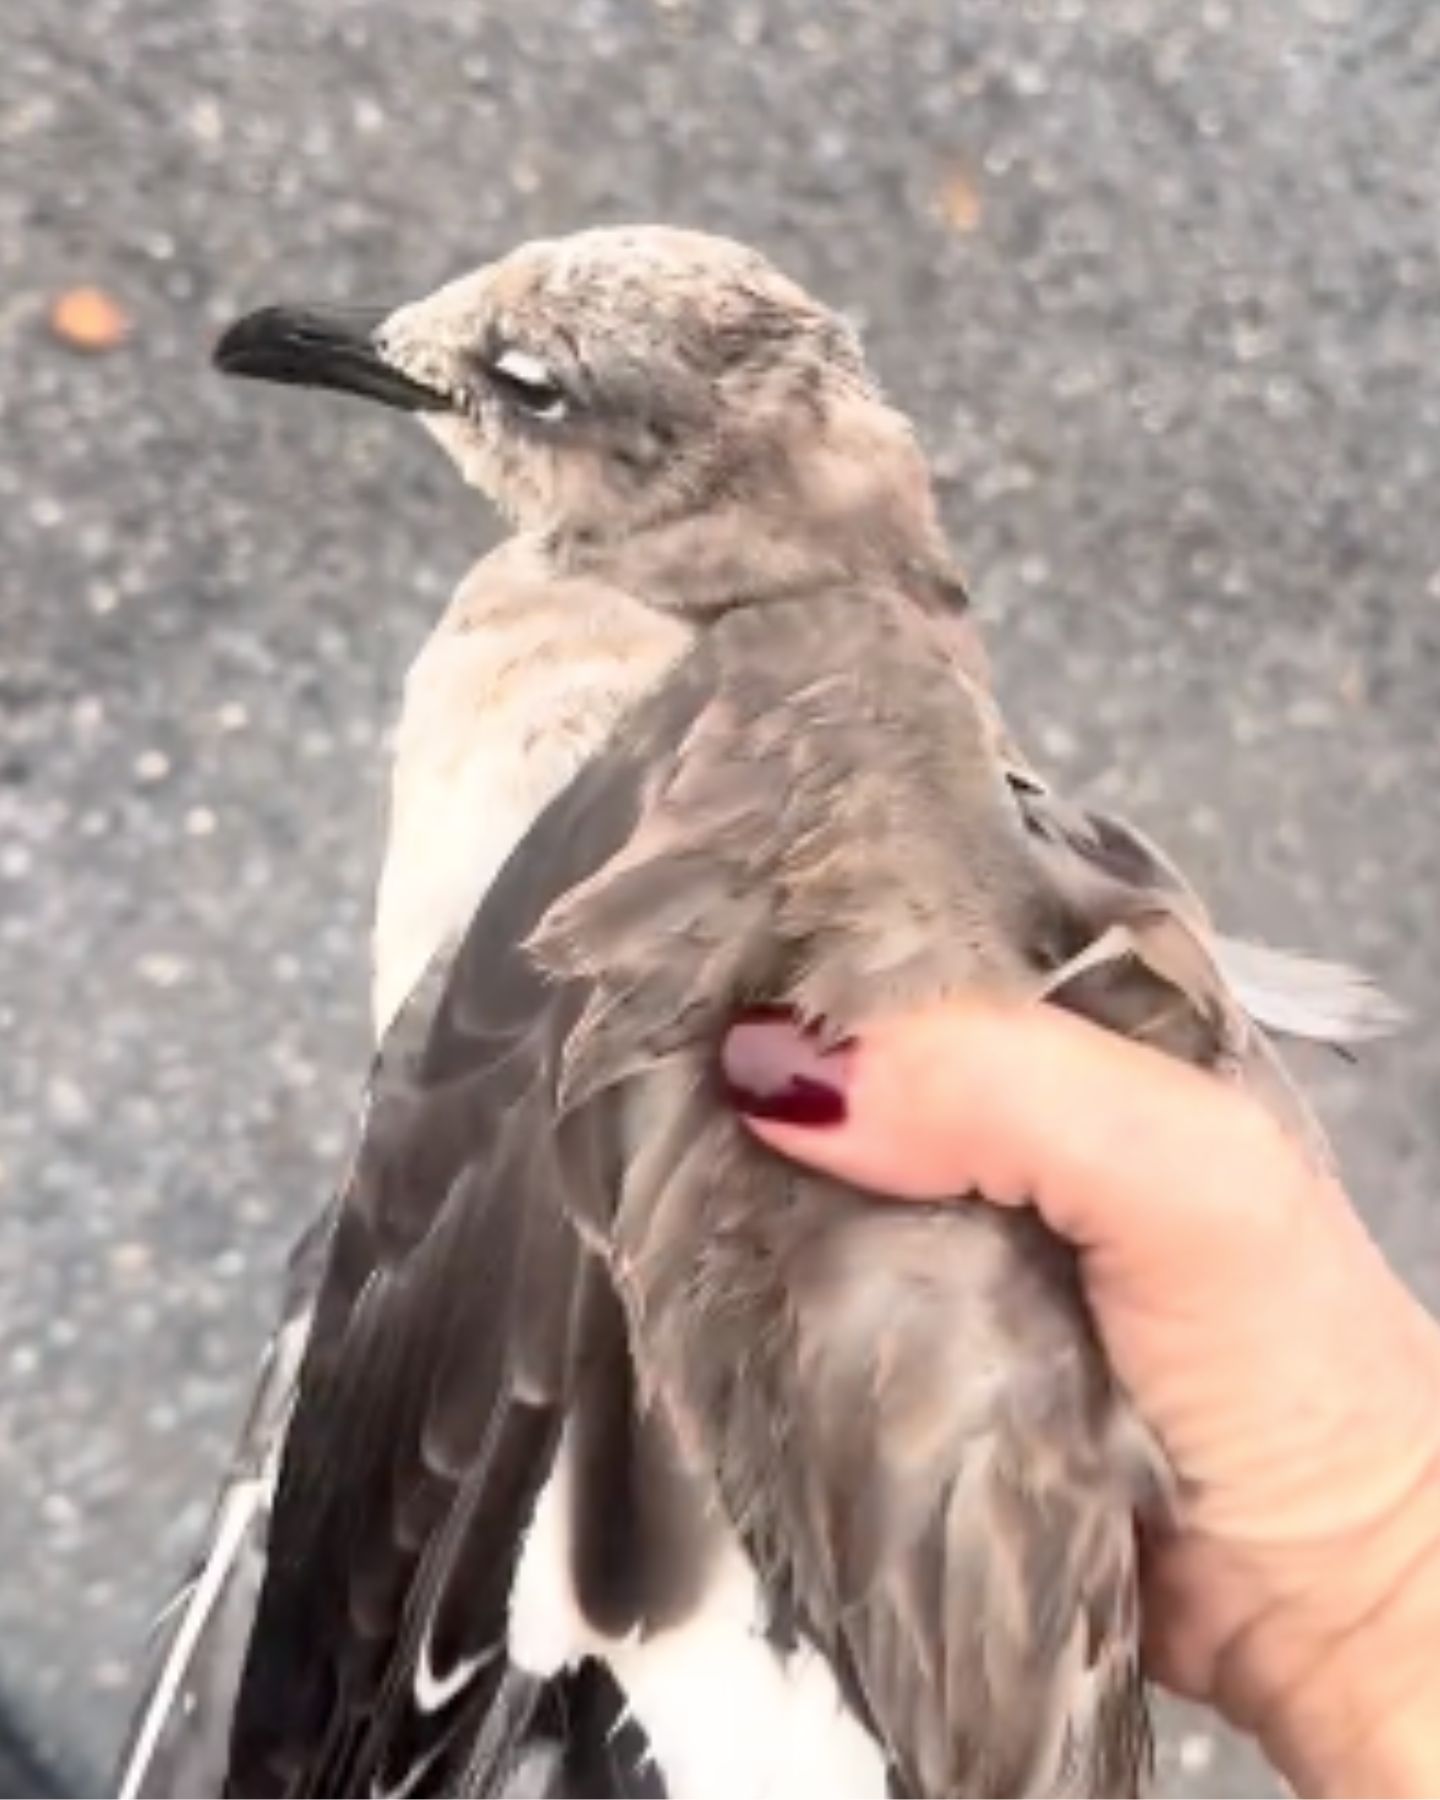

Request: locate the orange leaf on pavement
(49, 286), (131, 352)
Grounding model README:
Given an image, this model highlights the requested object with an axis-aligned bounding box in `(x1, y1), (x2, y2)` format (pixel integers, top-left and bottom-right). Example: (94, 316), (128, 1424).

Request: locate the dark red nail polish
(720, 1010), (851, 1126)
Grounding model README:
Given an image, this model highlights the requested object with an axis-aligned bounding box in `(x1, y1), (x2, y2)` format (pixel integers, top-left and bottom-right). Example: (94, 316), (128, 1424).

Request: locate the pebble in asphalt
(2, 0), (1438, 1791)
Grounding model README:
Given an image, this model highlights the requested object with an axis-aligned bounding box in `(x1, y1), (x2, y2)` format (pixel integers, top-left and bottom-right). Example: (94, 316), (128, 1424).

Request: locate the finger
(721, 998), (1315, 1269)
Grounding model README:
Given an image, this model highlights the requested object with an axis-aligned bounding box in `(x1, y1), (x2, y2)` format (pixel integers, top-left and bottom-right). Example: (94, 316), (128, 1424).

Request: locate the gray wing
(530, 589), (1393, 1796)
(526, 592), (1150, 1797)
(212, 661), (722, 1799)
(116, 681), (707, 1798)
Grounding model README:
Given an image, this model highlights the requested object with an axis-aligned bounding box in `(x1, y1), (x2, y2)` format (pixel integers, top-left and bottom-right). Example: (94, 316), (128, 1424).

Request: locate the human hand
(721, 1001), (1440, 1797)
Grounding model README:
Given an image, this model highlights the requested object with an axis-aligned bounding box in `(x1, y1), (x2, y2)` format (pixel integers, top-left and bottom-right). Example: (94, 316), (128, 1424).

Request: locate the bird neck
(559, 398), (967, 619)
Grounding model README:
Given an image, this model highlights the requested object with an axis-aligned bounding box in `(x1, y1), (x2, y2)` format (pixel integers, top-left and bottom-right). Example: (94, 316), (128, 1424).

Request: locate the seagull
(117, 225), (1394, 1800)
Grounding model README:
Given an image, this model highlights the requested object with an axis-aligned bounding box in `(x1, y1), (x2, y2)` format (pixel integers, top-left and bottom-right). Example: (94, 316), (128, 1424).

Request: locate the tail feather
(1213, 936), (1403, 1047)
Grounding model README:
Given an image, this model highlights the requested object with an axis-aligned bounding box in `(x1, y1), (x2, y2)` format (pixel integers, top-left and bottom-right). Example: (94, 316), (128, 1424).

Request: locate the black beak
(212, 305), (450, 412)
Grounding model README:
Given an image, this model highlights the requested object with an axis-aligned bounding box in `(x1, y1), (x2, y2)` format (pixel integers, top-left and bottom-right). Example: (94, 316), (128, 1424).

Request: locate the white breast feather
(371, 548), (689, 1033)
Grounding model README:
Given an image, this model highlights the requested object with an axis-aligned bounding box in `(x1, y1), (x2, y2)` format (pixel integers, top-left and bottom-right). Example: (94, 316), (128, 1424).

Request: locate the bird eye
(487, 348), (568, 421)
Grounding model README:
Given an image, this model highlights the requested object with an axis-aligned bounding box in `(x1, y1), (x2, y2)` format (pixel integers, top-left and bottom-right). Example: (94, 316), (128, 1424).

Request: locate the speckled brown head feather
(120, 226), (1395, 1800)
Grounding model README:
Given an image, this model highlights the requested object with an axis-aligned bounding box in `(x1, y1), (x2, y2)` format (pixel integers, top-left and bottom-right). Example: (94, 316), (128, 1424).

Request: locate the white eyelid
(494, 348), (556, 388)
(491, 347), (568, 420)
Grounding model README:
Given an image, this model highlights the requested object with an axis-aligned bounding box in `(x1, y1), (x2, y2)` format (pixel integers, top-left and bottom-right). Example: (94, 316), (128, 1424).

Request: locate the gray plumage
(118, 226), (1395, 1800)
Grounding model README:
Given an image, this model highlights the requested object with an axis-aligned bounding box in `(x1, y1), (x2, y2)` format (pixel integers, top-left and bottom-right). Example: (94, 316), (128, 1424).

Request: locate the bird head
(215, 225), (951, 602)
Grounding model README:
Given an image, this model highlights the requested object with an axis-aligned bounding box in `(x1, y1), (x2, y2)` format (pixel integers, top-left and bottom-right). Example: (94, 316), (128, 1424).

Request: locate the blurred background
(2, 0), (1438, 1791)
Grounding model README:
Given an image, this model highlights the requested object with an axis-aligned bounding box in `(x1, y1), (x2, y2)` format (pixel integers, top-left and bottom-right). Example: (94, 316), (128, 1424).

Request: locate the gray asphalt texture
(2, 0), (1438, 1791)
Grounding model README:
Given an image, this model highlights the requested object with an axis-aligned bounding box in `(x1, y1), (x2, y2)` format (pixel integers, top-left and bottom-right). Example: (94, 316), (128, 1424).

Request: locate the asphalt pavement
(2, 0), (1438, 1791)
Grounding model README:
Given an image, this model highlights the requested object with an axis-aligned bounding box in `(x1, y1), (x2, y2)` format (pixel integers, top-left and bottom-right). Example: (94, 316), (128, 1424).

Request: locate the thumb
(720, 999), (1326, 1283)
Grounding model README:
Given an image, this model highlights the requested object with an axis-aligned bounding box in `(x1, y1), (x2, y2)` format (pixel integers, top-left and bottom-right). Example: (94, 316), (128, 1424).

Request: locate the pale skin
(722, 1002), (1440, 1798)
